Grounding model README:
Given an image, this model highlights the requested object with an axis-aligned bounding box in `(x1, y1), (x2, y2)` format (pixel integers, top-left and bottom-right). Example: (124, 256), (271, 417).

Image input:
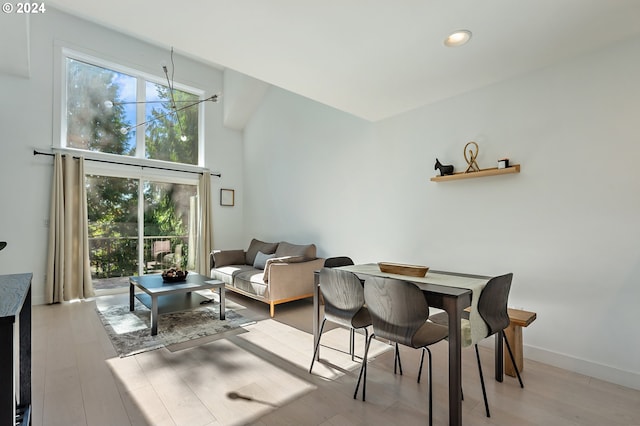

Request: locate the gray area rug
(97, 298), (252, 357)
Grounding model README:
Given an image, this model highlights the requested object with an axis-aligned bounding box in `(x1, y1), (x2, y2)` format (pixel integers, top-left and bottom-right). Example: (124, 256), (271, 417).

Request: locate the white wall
(243, 37), (640, 389)
(0, 8), (245, 304)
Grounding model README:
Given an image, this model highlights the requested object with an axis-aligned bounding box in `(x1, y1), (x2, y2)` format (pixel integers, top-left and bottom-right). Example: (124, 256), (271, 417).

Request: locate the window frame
(55, 45), (206, 168)
(84, 160), (201, 280)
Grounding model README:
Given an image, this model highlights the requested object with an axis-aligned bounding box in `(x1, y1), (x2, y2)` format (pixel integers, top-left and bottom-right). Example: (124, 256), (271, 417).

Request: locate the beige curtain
(197, 171), (214, 275)
(45, 154), (94, 303)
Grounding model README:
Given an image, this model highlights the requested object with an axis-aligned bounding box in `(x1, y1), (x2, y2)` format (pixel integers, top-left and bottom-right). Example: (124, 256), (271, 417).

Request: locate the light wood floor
(32, 291), (640, 426)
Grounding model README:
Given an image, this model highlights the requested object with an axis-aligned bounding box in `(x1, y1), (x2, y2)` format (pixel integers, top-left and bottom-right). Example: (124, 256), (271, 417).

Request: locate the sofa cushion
(275, 241), (316, 260)
(234, 269), (268, 298)
(210, 264), (256, 286)
(246, 239), (279, 265)
(212, 249), (246, 268)
(253, 251), (276, 270)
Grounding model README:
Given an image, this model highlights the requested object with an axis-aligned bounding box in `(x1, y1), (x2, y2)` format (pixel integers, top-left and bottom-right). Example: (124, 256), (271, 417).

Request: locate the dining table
(312, 263), (497, 426)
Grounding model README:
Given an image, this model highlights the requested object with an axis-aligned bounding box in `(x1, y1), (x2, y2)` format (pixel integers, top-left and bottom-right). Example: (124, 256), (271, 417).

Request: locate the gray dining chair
(323, 256), (354, 268)
(309, 267), (372, 373)
(322, 256), (362, 359)
(354, 276), (448, 426)
(430, 272), (523, 418)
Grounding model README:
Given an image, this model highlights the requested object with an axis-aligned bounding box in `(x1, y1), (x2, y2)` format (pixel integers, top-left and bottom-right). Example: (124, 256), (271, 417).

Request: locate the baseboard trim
(477, 339), (640, 391)
(522, 344), (640, 391)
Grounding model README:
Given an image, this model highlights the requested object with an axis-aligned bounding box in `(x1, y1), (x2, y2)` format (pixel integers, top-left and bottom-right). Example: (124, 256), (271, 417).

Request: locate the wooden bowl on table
(378, 262), (429, 277)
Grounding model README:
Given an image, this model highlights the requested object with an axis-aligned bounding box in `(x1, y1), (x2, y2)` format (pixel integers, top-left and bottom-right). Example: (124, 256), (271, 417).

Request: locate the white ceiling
(43, 1), (640, 121)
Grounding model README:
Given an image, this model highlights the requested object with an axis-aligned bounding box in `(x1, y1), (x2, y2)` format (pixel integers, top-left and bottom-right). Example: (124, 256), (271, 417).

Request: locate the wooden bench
(504, 308), (537, 377)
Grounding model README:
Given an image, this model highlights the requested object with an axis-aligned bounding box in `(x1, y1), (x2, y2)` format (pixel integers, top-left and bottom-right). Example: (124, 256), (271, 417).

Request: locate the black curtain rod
(33, 149), (221, 177)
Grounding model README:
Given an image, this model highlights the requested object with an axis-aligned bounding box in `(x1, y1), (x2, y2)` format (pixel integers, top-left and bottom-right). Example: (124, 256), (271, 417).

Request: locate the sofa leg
(270, 302), (275, 317)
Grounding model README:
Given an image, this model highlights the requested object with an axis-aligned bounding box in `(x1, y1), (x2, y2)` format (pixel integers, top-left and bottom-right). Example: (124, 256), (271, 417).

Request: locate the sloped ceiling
(21, 1), (640, 121)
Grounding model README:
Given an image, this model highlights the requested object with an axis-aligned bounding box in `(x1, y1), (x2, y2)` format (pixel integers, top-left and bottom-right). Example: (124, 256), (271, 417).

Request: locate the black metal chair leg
(394, 342), (398, 374)
(354, 333), (374, 400)
(309, 318), (326, 373)
(503, 333), (524, 388)
(394, 342), (403, 375)
(475, 344), (491, 418)
(350, 328), (355, 361)
(362, 328), (369, 360)
(363, 339), (369, 401)
(417, 347), (426, 383)
(426, 347), (433, 426)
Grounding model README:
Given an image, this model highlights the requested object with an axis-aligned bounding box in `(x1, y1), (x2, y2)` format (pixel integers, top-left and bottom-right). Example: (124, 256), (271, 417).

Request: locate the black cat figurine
(434, 158), (454, 176)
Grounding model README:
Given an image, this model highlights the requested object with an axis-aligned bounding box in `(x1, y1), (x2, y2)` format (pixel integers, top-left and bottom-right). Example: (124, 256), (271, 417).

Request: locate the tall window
(145, 81), (199, 164)
(65, 60), (137, 156)
(58, 48), (206, 291)
(63, 50), (203, 166)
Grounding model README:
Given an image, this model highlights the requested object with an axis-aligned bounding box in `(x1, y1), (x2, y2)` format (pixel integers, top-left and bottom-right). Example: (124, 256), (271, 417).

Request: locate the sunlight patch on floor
(240, 320), (393, 381)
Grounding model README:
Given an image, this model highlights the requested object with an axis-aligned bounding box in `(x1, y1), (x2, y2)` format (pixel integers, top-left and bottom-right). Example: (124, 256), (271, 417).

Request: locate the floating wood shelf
(430, 165), (520, 182)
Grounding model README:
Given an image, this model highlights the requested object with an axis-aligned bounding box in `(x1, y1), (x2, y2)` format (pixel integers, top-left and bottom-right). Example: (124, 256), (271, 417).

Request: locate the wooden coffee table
(129, 273), (225, 335)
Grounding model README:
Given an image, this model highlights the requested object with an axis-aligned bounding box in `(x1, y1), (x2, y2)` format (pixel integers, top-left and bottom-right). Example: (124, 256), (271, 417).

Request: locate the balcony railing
(89, 235), (189, 280)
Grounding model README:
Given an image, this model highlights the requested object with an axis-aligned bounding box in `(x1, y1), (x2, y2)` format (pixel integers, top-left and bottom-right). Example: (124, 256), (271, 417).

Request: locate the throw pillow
(245, 238), (279, 265)
(253, 251), (276, 270)
(274, 241), (316, 260)
(212, 249), (246, 268)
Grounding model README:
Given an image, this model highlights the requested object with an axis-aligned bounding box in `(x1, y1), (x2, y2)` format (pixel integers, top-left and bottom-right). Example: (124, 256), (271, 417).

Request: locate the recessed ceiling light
(444, 30), (472, 47)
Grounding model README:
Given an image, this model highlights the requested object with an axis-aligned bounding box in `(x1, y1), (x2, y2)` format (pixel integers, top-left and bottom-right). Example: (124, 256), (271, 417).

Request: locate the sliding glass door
(143, 181), (197, 274)
(86, 175), (138, 290)
(86, 172), (198, 292)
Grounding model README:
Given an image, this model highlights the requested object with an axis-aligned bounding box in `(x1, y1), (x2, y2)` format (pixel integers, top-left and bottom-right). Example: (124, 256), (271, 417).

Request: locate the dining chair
(309, 267), (372, 373)
(322, 256), (362, 360)
(354, 276), (448, 426)
(430, 272), (523, 418)
(323, 256), (354, 268)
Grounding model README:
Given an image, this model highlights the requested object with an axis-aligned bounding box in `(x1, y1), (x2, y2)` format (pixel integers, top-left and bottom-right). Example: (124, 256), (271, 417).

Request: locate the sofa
(210, 238), (325, 317)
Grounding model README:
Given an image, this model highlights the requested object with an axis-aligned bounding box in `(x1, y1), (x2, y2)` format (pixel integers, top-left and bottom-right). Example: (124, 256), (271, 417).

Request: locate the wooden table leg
(504, 308), (536, 377)
(504, 324), (523, 377)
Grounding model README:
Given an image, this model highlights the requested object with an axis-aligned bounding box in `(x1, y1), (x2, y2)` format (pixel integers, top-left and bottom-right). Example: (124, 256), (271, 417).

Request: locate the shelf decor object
(430, 164), (520, 182)
(464, 141), (481, 173)
(434, 158), (454, 176)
